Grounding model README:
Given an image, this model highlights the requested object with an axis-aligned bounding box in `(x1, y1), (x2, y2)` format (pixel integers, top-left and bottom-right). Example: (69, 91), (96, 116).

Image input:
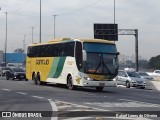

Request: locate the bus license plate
(99, 83), (105, 86)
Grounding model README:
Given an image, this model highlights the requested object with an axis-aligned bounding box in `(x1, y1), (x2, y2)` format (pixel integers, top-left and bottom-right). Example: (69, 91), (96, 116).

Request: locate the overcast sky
(0, 0), (160, 59)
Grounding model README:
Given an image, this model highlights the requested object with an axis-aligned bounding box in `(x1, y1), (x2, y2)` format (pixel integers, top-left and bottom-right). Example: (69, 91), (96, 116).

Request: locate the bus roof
(28, 38), (114, 47)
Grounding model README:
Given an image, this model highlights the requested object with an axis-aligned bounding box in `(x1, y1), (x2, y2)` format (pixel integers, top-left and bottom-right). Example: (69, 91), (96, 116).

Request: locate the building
(3, 53), (26, 64)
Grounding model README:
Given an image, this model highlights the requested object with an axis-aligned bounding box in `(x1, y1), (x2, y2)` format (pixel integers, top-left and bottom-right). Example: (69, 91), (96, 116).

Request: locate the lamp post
(40, 0), (41, 43)
(53, 15), (57, 39)
(114, 0), (115, 24)
(23, 35), (26, 53)
(31, 27), (35, 43)
(4, 12), (7, 67)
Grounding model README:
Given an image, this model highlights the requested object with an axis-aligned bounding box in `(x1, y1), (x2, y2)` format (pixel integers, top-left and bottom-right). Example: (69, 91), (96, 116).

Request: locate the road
(0, 76), (160, 120)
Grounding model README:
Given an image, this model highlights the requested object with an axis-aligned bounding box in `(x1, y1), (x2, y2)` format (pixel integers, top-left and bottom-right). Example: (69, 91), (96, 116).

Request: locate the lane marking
(31, 95), (44, 99)
(2, 89), (11, 91)
(48, 99), (58, 120)
(55, 100), (108, 111)
(119, 99), (160, 108)
(16, 92), (28, 95)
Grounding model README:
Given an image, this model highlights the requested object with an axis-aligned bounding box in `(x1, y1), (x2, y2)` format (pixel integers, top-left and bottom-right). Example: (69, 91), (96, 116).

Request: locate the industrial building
(0, 52), (26, 67)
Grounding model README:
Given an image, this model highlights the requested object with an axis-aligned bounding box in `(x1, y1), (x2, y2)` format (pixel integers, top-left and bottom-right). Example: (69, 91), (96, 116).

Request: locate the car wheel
(96, 87), (104, 92)
(67, 75), (75, 90)
(126, 81), (130, 88)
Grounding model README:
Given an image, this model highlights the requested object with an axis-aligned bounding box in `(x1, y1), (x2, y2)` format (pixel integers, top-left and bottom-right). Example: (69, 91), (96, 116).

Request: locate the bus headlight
(84, 77), (93, 81)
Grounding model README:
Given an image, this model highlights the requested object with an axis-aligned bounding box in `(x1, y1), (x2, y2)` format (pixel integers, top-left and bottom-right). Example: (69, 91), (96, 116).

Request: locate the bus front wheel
(96, 87), (104, 92)
(67, 75), (75, 90)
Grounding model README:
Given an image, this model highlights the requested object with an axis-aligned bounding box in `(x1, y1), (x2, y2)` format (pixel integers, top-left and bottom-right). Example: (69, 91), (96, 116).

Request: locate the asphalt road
(0, 76), (160, 120)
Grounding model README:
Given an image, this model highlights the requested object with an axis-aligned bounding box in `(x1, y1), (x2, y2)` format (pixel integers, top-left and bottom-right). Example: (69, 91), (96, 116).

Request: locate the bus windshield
(83, 43), (119, 75)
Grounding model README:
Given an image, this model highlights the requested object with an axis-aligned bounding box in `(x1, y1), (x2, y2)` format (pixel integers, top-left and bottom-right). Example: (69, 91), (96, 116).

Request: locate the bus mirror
(82, 50), (87, 61)
(116, 52), (120, 55)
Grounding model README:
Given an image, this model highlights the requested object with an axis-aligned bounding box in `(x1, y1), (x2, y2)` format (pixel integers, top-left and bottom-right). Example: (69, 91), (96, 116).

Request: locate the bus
(26, 38), (119, 91)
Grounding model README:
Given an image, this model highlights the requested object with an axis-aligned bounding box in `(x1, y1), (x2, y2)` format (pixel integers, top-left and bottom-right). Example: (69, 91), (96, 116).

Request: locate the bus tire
(32, 74), (37, 85)
(6, 76), (9, 80)
(36, 73), (46, 85)
(67, 75), (75, 90)
(36, 74), (41, 85)
(96, 87), (104, 92)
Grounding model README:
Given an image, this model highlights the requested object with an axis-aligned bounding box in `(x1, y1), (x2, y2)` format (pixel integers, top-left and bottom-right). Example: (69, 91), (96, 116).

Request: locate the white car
(116, 70), (146, 89)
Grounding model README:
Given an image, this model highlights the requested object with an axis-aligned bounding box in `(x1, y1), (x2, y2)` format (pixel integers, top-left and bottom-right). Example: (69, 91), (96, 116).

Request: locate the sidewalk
(150, 80), (160, 91)
(146, 79), (160, 91)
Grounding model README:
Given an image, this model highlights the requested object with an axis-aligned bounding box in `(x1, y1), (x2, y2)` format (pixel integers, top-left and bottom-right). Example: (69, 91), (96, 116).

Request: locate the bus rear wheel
(32, 74), (37, 85)
(67, 75), (75, 90)
(37, 74), (47, 85)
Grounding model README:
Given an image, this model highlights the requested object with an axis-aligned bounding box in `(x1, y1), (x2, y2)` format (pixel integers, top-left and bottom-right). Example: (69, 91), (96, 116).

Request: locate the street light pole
(4, 12), (7, 67)
(31, 27), (34, 43)
(53, 15), (57, 39)
(23, 35), (26, 53)
(114, 0), (115, 24)
(40, 0), (41, 43)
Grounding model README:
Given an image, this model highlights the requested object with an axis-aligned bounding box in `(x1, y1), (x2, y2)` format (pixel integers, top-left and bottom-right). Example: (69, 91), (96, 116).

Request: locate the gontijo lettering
(36, 59), (49, 65)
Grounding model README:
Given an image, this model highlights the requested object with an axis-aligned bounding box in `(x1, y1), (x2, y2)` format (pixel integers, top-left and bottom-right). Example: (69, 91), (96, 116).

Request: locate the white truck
(147, 70), (160, 77)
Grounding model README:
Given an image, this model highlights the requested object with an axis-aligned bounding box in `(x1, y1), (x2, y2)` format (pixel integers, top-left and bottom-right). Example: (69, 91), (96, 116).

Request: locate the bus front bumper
(82, 80), (117, 87)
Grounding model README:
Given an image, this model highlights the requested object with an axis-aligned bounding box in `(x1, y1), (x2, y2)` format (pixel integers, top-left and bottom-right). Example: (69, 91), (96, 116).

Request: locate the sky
(0, 0), (160, 60)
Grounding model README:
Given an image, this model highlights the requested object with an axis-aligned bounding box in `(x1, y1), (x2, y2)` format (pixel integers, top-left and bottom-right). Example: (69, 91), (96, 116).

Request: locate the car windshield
(139, 72), (149, 76)
(12, 68), (24, 72)
(127, 71), (141, 78)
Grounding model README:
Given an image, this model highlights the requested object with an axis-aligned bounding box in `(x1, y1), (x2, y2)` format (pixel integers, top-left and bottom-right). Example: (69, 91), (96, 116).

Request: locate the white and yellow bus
(26, 38), (119, 91)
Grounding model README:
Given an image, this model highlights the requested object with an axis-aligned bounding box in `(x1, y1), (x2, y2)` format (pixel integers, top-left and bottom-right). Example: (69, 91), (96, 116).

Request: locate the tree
(149, 55), (160, 69)
(14, 48), (24, 53)
(138, 60), (149, 69)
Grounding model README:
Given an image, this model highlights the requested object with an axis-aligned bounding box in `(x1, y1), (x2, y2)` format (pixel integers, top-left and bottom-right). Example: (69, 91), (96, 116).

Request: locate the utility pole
(114, 0), (115, 24)
(53, 15), (57, 39)
(40, 0), (41, 43)
(31, 27), (35, 43)
(135, 29), (139, 72)
(4, 12), (8, 67)
(23, 35), (26, 53)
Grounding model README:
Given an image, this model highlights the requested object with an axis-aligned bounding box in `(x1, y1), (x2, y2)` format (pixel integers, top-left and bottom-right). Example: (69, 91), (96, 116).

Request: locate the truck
(147, 70), (160, 77)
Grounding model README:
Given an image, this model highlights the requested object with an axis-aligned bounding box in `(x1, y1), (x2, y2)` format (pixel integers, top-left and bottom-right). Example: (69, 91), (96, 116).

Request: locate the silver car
(138, 72), (154, 80)
(116, 70), (146, 89)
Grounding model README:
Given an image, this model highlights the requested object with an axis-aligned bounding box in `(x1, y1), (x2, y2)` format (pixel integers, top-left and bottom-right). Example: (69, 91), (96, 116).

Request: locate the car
(138, 72), (154, 80)
(5, 67), (27, 80)
(116, 70), (146, 89)
(2, 67), (11, 76)
(0, 67), (2, 76)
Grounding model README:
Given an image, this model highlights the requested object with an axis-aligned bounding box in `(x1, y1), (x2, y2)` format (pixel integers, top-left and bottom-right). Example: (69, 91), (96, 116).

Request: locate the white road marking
(2, 89), (11, 91)
(119, 99), (160, 108)
(48, 99), (58, 120)
(55, 100), (108, 111)
(31, 95), (44, 99)
(16, 92), (28, 95)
